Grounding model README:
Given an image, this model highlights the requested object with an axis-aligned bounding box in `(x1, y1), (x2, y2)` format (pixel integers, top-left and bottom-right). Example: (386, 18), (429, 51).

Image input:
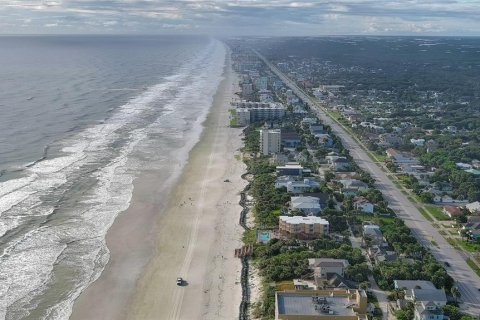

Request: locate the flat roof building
(230, 101), (286, 123)
(276, 162), (304, 177)
(275, 289), (367, 320)
(279, 216), (329, 240)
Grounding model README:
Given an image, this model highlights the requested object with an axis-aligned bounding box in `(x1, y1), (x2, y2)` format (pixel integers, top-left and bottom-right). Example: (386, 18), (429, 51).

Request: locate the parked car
(176, 277), (183, 286)
(444, 261), (450, 267)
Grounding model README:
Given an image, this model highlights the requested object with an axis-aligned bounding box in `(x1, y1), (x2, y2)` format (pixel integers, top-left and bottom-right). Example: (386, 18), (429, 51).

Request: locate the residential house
(315, 134), (334, 147)
(378, 133), (403, 147)
(325, 151), (340, 163)
(407, 288), (447, 307)
(386, 148), (419, 164)
(281, 131), (301, 148)
(466, 201), (480, 214)
(309, 124), (325, 135)
(276, 162), (304, 176)
(271, 153), (290, 165)
(362, 223), (385, 246)
(462, 222), (480, 240)
(278, 216), (329, 240)
(472, 159), (480, 169)
(414, 301), (445, 320)
(275, 176), (296, 189)
(467, 215), (480, 224)
(368, 246), (396, 264)
(299, 192), (329, 208)
(431, 182), (453, 193)
(331, 157), (350, 171)
(301, 117), (318, 126)
(394, 280), (436, 291)
(290, 196), (322, 215)
(308, 258), (349, 278)
(410, 138), (425, 147)
(456, 162), (472, 170)
(339, 179), (369, 196)
(286, 179), (320, 194)
(353, 196), (374, 213)
(442, 206), (462, 219)
(446, 125), (457, 133)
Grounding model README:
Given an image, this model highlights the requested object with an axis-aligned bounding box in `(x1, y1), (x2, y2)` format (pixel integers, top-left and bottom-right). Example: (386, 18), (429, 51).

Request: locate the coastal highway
(254, 50), (480, 314)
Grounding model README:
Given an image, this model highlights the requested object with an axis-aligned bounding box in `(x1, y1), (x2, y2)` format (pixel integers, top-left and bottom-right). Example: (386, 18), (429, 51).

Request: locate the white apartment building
(260, 129), (281, 156)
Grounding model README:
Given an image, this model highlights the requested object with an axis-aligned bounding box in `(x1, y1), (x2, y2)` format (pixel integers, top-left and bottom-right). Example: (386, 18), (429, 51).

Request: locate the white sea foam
(0, 38), (226, 319)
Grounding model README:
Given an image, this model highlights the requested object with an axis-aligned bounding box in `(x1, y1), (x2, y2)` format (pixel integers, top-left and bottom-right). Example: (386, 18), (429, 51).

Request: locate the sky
(0, 0), (479, 35)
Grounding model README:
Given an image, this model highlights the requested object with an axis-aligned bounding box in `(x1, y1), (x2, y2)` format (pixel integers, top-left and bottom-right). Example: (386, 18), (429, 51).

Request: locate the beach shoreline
(70, 47), (246, 320)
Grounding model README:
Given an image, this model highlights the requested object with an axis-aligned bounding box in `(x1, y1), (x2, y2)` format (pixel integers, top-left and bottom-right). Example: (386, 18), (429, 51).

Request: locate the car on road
(444, 261), (450, 267)
(176, 277), (183, 286)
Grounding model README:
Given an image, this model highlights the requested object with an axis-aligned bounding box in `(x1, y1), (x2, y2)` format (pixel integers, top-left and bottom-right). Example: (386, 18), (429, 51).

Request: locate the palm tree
(451, 286), (461, 303)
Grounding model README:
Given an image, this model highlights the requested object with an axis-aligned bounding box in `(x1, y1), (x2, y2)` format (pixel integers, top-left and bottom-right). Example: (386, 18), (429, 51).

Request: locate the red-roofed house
(443, 206), (462, 218)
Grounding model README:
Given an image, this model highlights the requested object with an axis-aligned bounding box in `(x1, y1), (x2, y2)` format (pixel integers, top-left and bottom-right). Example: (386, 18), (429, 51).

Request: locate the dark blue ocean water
(0, 35), (226, 319)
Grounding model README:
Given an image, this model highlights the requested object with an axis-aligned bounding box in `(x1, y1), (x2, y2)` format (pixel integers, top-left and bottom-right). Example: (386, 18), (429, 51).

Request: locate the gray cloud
(0, 0), (479, 34)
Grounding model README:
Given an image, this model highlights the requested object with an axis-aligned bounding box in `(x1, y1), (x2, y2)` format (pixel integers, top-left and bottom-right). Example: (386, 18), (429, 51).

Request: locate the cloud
(0, 0), (478, 35)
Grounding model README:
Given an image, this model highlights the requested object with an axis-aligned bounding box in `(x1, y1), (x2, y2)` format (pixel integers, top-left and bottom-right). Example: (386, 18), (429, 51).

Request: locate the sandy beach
(71, 49), (246, 320)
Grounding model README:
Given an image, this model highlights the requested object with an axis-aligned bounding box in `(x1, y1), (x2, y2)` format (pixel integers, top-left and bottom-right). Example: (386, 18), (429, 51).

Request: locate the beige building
(279, 216), (329, 240)
(260, 129), (281, 156)
(275, 289), (367, 320)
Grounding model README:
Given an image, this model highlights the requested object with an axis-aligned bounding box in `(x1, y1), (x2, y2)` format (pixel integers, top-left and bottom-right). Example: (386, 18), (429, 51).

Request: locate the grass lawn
(372, 152), (387, 162)
(271, 208), (281, 216)
(446, 237), (459, 249)
(458, 240), (480, 253)
(418, 208), (433, 222)
(466, 258), (480, 277)
(449, 230), (459, 236)
(431, 240), (438, 247)
(426, 205), (450, 221)
(329, 110), (343, 120)
(243, 228), (257, 245)
(356, 214), (394, 226)
(276, 280), (294, 291)
(401, 190), (408, 195)
(439, 230), (447, 235)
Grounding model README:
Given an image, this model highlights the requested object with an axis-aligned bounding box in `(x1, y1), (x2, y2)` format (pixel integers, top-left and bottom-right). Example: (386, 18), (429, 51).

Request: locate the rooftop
(280, 216), (329, 225)
(309, 258), (350, 269)
(412, 288), (447, 302)
(277, 291), (358, 317)
(277, 162), (304, 169)
(394, 280), (436, 290)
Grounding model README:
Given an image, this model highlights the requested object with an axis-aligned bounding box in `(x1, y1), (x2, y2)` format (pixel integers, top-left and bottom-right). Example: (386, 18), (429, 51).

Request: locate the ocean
(0, 35), (226, 319)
